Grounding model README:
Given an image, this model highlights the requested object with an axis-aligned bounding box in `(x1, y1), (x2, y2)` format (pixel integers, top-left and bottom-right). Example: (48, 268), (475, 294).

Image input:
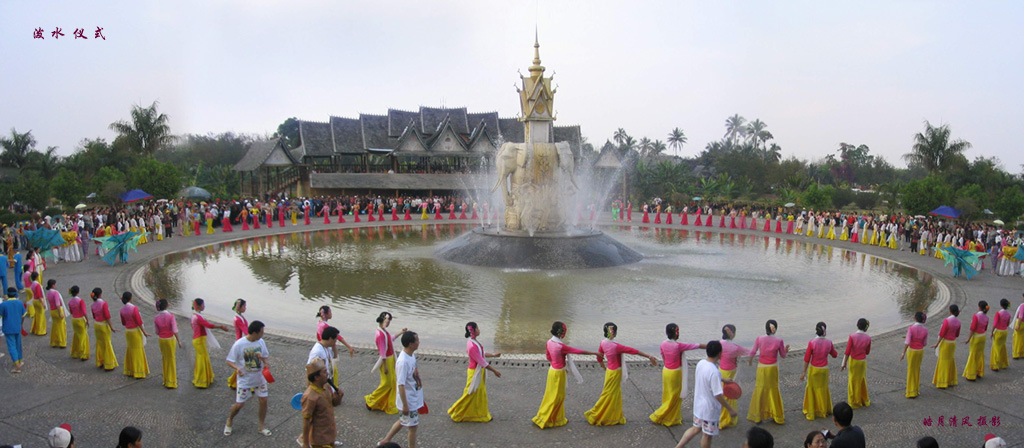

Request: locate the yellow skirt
(156, 232), (163, 241)
(123, 327), (149, 379)
(584, 368), (626, 426)
(806, 227), (814, 237)
(905, 348), (923, 398)
(839, 228), (849, 241)
(291, 211), (298, 225)
(532, 368), (568, 428)
(49, 310), (66, 348)
(70, 316), (89, 360)
(1013, 326), (1024, 359)
(650, 367), (683, 426)
(192, 336), (214, 388)
(747, 364), (785, 424)
(364, 356), (399, 414)
(447, 368), (491, 422)
(31, 299), (46, 335)
(94, 321), (118, 370)
(802, 365), (832, 420)
(888, 236), (898, 250)
(932, 339), (957, 388)
(719, 368), (739, 429)
(227, 370), (237, 389)
(826, 226), (836, 240)
(847, 358), (870, 408)
(991, 329), (1008, 370)
(862, 230), (871, 245)
(963, 334), (986, 380)
(159, 336), (177, 388)
(206, 222), (214, 234)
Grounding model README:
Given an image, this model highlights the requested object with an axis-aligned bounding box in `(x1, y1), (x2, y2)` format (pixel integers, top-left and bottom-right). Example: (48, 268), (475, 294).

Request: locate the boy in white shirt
(676, 340), (736, 448)
(379, 331), (422, 448)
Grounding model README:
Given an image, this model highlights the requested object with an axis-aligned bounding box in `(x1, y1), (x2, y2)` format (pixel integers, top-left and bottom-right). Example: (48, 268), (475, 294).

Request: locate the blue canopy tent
(928, 206), (961, 219)
(120, 189), (153, 203)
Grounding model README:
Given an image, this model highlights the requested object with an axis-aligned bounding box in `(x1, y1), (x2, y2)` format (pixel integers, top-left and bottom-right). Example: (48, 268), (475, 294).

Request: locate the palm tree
(638, 137), (653, 159)
(724, 114), (746, 146)
(25, 146), (62, 180)
(613, 128), (629, 147)
(902, 121), (972, 174)
(109, 101), (174, 157)
(763, 143), (782, 164)
(618, 135), (637, 157)
(745, 119), (773, 150)
(0, 128), (36, 168)
(649, 140), (667, 159)
(667, 128), (687, 156)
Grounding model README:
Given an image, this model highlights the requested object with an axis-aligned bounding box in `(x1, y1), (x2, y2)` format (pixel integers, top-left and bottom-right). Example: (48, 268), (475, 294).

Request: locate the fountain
(434, 37), (643, 269)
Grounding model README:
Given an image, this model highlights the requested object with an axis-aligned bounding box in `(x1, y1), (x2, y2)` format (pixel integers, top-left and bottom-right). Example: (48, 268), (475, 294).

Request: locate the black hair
(91, 288), (102, 301)
(464, 322), (478, 338)
(856, 318), (869, 332)
(307, 370), (321, 383)
(666, 323), (679, 340)
(949, 304), (960, 317)
(69, 285), (80, 296)
(156, 299), (168, 311)
(803, 431), (823, 448)
(746, 426), (774, 448)
(316, 305), (330, 319)
(915, 436), (938, 448)
(1001, 298), (1010, 309)
(550, 321), (566, 337)
(765, 319), (778, 335)
(45, 279), (56, 290)
(5, 287), (16, 297)
(603, 322), (617, 338)
(30, 272), (38, 281)
(116, 426), (142, 448)
(321, 326), (339, 341)
(978, 300), (989, 313)
(120, 291), (133, 305)
(706, 340), (723, 358)
(232, 299), (246, 313)
(914, 311), (926, 324)
(721, 324), (736, 340)
(22, 265), (29, 273)
(378, 443), (401, 448)
(833, 401), (854, 427)
(815, 321), (827, 337)
(401, 331), (418, 348)
(376, 312), (392, 324)
(248, 320), (265, 335)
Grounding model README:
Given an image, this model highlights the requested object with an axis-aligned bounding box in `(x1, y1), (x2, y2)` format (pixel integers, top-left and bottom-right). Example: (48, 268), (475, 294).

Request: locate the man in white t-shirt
(675, 340), (736, 448)
(379, 331), (422, 448)
(224, 320), (272, 437)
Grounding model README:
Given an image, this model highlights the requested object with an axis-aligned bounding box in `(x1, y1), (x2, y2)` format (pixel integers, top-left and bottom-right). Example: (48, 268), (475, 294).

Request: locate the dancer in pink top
(800, 322), (837, 421)
(716, 324), (748, 429)
(963, 300), (989, 381)
(532, 321), (603, 429)
(651, 323), (707, 427)
(901, 312), (928, 398)
(991, 298), (1011, 371)
(747, 319), (790, 424)
(932, 305), (961, 389)
(585, 322), (658, 426)
(841, 318), (871, 409)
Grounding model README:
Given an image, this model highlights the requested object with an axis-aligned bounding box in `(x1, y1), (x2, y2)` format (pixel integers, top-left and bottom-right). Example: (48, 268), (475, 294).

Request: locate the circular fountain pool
(142, 224), (939, 353)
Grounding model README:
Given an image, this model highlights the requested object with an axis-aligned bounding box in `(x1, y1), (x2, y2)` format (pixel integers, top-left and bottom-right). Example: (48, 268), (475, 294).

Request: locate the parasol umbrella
(86, 192), (97, 199)
(938, 246), (987, 280)
(993, 219), (1005, 226)
(914, 215), (926, 219)
(75, 203), (88, 210)
(928, 206), (961, 219)
(120, 189), (153, 203)
(692, 197), (703, 201)
(180, 186), (212, 200)
(784, 202), (796, 207)
(983, 209), (994, 215)
(93, 231), (144, 265)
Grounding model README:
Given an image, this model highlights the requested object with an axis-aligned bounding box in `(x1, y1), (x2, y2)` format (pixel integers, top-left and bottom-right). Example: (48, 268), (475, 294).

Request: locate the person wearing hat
(300, 357), (340, 448)
(984, 434), (1007, 448)
(0, 287), (26, 373)
(47, 424), (74, 448)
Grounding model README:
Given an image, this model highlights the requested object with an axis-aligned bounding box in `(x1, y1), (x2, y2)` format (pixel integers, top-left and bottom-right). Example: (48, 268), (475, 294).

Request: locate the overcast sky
(2, 1), (1022, 171)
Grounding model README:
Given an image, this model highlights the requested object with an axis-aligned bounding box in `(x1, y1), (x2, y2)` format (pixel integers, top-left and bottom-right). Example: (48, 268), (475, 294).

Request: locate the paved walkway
(0, 215), (1021, 448)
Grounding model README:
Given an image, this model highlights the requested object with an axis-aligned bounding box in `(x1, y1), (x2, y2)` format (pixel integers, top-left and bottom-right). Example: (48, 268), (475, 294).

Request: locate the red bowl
(723, 382), (741, 399)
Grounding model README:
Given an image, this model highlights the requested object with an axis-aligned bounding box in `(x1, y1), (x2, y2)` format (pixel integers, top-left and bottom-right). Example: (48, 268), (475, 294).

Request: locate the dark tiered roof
(330, 116), (363, 154)
(359, 114), (391, 149)
(233, 138), (295, 172)
(420, 107), (469, 135)
(297, 120), (334, 158)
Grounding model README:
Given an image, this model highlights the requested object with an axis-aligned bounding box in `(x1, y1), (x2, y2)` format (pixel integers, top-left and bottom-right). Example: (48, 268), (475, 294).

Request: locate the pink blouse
(969, 312), (989, 335)
(803, 337), (837, 368)
(234, 314), (249, 340)
(68, 297), (87, 319)
(904, 323), (928, 350)
(718, 340), (749, 371)
(600, 339), (640, 371)
(938, 315), (961, 341)
(993, 310), (1010, 331)
(154, 312), (178, 339)
(545, 339), (586, 370)
(749, 335), (788, 365)
(119, 303), (143, 329)
(375, 328), (394, 358)
(467, 338), (488, 369)
(190, 313), (215, 339)
(45, 289), (63, 311)
(845, 332), (871, 360)
(29, 282), (43, 302)
(90, 300), (111, 322)
(315, 321), (327, 341)
(661, 340), (701, 370)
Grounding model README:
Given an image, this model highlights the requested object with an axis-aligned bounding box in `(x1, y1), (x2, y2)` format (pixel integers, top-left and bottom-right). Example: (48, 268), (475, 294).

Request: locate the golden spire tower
(518, 32), (556, 144)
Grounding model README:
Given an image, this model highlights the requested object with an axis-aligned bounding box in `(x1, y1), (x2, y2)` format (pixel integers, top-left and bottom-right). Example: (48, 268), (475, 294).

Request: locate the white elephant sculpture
(491, 141), (578, 232)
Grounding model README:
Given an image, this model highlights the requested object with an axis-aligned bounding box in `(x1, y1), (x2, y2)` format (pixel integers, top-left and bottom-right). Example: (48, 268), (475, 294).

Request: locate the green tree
(745, 119), (773, 150)
(900, 176), (954, 216)
(903, 121), (971, 175)
(274, 117), (300, 149)
(24, 146), (62, 180)
(724, 114), (746, 146)
(801, 183), (833, 210)
(0, 128), (36, 169)
(109, 101), (174, 157)
(667, 128), (687, 156)
(92, 166), (127, 194)
(17, 175), (50, 210)
(994, 187), (1024, 223)
(831, 187), (856, 209)
(129, 158), (183, 199)
(51, 168), (87, 207)
(853, 192), (880, 210)
(613, 128), (629, 147)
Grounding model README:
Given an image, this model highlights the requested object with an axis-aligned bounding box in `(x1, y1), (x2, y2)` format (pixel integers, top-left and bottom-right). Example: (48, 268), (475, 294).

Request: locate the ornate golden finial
(529, 28), (544, 76)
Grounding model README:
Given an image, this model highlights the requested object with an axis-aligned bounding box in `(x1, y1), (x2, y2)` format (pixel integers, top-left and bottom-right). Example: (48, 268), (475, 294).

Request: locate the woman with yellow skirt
(806, 216), (816, 237)
(1013, 296), (1024, 359)
(532, 321), (603, 428)
(841, 318), (871, 408)
(90, 288), (119, 371)
(448, 322), (503, 422)
(963, 300), (989, 381)
(932, 305), (961, 389)
(901, 312), (928, 398)
(119, 292), (150, 379)
(44, 279), (67, 348)
(67, 286), (90, 361)
(28, 272), (47, 336)
(153, 299), (182, 388)
(366, 311), (406, 414)
(190, 298), (229, 388)
(747, 319), (790, 424)
(825, 218), (836, 240)
(584, 323), (657, 426)
(991, 298), (1011, 371)
(801, 322), (837, 420)
(650, 323), (705, 426)
(716, 324), (746, 429)
(226, 299), (249, 389)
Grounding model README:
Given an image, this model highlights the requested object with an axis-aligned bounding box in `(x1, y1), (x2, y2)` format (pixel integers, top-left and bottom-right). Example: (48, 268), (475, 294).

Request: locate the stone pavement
(0, 215), (1022, 447)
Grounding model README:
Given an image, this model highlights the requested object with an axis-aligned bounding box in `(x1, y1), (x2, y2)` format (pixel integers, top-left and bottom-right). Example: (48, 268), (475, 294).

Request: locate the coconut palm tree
(638, 137), (653, 159)
(25, 146), (62, 180)
(0, 128), (36, 168)
(650, 140), (668, 159)
(724, 114), (746, 146)
(902, 121), (972, 174)
(613, 128), (629, 147)
(109, 101), (174, 157)
(763, 143), (782, 164)
(745, 119), (773, 150)
(667, 128), (687, 156)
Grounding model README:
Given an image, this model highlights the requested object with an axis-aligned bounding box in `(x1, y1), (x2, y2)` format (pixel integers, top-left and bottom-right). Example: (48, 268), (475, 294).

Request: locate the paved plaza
(1, 216), (1022, 447)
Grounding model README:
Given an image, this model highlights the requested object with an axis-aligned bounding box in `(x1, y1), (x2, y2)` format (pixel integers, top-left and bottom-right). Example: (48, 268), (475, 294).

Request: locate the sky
(2, 1), (1023, 171)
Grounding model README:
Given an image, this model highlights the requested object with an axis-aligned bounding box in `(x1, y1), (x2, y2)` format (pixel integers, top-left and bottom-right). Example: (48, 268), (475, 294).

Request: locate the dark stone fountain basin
(434, 226), (644, 269)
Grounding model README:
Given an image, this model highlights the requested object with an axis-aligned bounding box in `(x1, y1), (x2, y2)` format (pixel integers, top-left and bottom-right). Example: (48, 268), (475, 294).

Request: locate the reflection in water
(144, 225), (937, 353)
